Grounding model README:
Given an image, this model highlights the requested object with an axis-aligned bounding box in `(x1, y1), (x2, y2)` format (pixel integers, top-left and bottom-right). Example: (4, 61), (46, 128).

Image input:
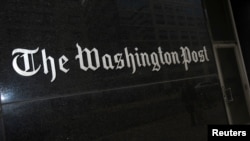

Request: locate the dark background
(231, 0), (250, 83)
(0, 0), (228, 140)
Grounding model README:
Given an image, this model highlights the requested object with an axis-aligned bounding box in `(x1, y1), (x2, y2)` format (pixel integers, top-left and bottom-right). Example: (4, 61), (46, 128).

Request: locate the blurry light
(1, 90), (13, 102)
(1, 95), (5, 101)
(1, 94), (8, 101)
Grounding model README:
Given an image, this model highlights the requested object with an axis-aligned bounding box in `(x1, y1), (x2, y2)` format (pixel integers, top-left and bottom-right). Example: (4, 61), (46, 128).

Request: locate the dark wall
(0, 0), (228, 141)
(204, 0), (235, 41)
(231, 0), (250, 81)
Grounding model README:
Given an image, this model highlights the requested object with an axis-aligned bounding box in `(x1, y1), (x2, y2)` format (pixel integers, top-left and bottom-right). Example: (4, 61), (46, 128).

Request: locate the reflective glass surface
(3, 78), (227, 141)
(0, 0), (228, 140)
(0, 0), (216, 103)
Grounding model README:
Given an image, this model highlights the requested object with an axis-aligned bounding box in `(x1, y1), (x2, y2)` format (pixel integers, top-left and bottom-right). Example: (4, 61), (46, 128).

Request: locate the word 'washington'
(12, 43), (210, 82)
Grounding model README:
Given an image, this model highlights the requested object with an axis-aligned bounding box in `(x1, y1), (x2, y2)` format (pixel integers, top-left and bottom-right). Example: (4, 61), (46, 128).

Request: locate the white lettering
(75, 43), (100, 71)
(140, 53), (151, 67)
(158, 47), (165, 65)
(12, 48), (41, 77)
(124, 47), (136, 74)
(212, 129), (218, 136)
(41, 49), (56, 82)
(151, 52), (161, 71)
(164, 52), (172, 65)
(134, 48), (142, 67)
(11, 45), (211, 82)
(191, 51), (198, 63)
(180, 46), (210, 71)
(180, 46), (192, 71)
(59, 55), (70, 73)
(212, 129), (247, 136)
(114, 53), (125, 69)
(171, 51), (180, 64)
(102, 54), (114, 70)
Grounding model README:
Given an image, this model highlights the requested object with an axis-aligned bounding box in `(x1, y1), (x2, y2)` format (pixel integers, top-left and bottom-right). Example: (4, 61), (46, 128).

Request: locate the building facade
(0, 0), (249, 140)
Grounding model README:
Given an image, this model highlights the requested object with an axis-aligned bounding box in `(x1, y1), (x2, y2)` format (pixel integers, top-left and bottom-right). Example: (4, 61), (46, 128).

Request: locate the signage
(0, 0), (217, 103)
(12, 43), (209, 82)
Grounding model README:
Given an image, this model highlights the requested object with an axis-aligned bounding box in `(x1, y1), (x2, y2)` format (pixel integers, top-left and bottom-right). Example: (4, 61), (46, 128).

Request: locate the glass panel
(204, 0), (235, 41)
(0, 0), (228, 140)
(217, 47), (250, 123)
(231, 0), (250, 83)
(0, 0), (217, 104)
(2, 78), (227, 141)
